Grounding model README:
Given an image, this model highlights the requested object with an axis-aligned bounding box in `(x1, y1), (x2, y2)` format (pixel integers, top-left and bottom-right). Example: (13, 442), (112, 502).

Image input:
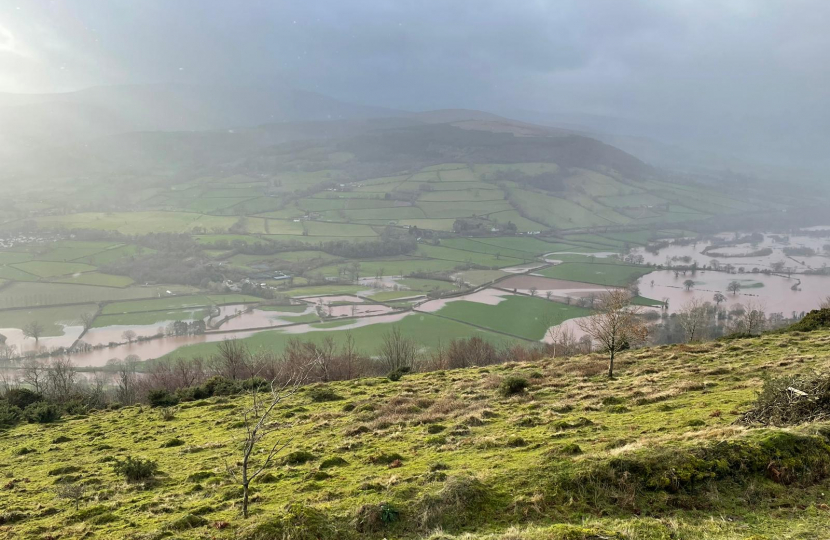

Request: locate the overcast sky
(1, 1), (829, 164)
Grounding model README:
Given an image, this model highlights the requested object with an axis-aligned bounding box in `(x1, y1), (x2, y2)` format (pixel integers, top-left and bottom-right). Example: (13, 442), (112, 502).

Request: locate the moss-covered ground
(3, 331), (830, 539)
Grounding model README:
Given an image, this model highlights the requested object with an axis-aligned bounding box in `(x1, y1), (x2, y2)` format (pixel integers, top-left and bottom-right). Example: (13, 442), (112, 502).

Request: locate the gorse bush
(147, 389), (179, 408)
(112, 456), (159, 482)
(499, 376), (529, 397)
(283, 450), (315, 465)
(0, 403), (22, 429)
(4, 388), (42, 409)
(786, 308), (830, 332)
(388, 366), (412, 382)
(308, 386), (342, 402)
(24, 402), (61, 424)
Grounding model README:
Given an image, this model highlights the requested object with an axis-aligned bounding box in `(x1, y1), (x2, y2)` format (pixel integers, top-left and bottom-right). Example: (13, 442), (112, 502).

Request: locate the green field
(30, 212), (240, 234)
(0, 265), (39, 281)
(36, 241), (121, 262)
(415, 244), (524, 268)
(101, 294), (261, 315)
(397, 277), (463, 292)
(164, 312), (517, 360)
(368, 290), (425, 301)
(434, 294), (593, 340)
(0, 303), (98, 336)
(0, 283), (199, 309)
(285, 285), (368, 297)
(50, 272), (135, 288)
(315, 257), (463, 278)
(438, 238), (540, 260)
(538, 262), (653, 287)
(10, 260), (97, 278)
(509, 189), (622, 229)
(92, 308), (209, 328)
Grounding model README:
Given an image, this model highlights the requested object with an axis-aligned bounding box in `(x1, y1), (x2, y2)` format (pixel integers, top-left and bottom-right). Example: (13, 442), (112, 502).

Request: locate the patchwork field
(163, 311), (518, 360)
(538, 262), (653, 287)
(0, 147), (805, 367)
(432, 294), (593, 340)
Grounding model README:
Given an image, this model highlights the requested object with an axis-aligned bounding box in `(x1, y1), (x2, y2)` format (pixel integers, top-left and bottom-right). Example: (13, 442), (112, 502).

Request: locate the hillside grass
(2, 332), (830, 539)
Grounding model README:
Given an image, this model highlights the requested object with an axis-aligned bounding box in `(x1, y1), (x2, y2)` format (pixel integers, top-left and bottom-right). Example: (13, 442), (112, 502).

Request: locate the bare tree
(529, 286), (538, 297)
(79, 312), (95, 332)
(731, 300), (766, 335)
(378, 326), (419, 373)
(46, 356), (76, 401)
(217, 339), (250, 380)
(713, 292), (726, 306)
(116, 355), (140, 405)
(0, 342), (18, 362)
(727, 281), (741, 295)
(677, 297), (710, 342)
(121, 330), (137, 343)
(20, 358), (47, 394)
(683, 279), (695, 291)
(577, 289), (647, 378)
(226, 368), (309, 518)
(23, 321), (45, 344)
(340, 331), (358, 380)
(542, 312), (565, 359)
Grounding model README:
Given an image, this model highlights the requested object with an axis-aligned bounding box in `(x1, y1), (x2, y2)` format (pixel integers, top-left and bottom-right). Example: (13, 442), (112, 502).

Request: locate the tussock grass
(3, 331), (830, 538)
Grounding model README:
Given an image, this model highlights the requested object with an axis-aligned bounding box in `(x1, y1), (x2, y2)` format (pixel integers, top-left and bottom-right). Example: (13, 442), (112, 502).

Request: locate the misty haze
(1, 2), (830, 539)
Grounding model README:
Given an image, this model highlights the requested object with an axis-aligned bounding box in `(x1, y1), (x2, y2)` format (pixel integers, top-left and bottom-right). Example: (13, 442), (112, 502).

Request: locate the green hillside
(3, 330), (830, 539)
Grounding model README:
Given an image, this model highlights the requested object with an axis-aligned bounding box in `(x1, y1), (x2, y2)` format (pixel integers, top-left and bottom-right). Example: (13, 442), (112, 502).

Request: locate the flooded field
(0, 325), (84, 354)
(498, 275), (619, 302)
(638, 269), (830, 315)
(416, 288), (512, 312)
(544, 252), (616, 263)
(632, 231), (830, 272)
(501, 262), (548, 273)
(64, 331), (262, 367)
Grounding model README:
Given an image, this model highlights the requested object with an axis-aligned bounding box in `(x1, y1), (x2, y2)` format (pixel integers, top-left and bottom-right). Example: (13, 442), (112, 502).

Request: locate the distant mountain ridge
(0, 83), (651, 183)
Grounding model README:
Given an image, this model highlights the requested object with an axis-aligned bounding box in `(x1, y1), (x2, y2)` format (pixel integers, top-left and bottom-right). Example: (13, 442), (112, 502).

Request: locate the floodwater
(498, 275), (619, 303)
(542, 316), (591, 343)
(638, 269), (830, 315)
(0, 325), (84, 354)
(327, 304), (396, 317)
(83, 324), (171, 345)
(415, 288), (512, 312)
(298, 295), (366, 304)
(631, 232), (830, 272)
(281, 311), (413, 334)
(210, 305), (317, 331)
(63, 330), (261, 367)
(544, 252), (617, 263)
(500, 262), (547, 273)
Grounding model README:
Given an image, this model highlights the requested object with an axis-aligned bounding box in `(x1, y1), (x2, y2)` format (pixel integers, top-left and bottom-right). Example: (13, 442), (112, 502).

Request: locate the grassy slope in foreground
(3, 331), (830, 539)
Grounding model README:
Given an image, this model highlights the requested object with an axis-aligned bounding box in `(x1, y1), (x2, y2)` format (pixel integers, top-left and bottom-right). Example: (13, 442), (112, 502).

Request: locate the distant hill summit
(0, 84), (655, 184)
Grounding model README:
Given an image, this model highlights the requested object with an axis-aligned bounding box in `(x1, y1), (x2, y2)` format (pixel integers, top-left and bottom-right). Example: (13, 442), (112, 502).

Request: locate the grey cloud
(1, 0), (828, 167)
